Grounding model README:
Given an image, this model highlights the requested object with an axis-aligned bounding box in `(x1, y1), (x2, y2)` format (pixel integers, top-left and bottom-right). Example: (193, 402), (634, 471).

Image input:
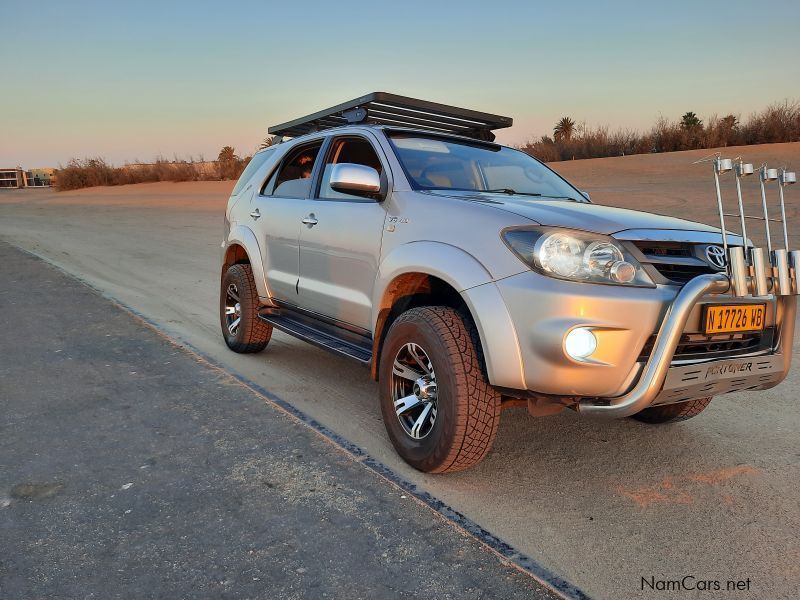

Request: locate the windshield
(388, 133), (584, 200)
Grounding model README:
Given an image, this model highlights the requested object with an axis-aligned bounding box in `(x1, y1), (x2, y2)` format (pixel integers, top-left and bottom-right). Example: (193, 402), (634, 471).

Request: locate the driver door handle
(301, 214), (318, 227)
(249, 208), (261, 220)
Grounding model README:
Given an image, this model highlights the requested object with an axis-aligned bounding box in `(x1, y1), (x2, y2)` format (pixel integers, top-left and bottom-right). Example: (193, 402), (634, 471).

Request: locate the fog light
(565, 327), (597, 360)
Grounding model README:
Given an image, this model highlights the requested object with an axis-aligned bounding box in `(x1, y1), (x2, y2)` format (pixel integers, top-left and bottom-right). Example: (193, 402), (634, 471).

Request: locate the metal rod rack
(707, 156), (797, 297)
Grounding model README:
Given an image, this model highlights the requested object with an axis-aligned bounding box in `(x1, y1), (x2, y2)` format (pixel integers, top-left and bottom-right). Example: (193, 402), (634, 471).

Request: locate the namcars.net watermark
(641, 576), (752, 593)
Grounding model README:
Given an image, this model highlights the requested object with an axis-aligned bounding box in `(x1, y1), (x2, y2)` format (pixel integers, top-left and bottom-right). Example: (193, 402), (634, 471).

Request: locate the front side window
(318, 137), (383, 200)
(388, 134), (583, 201)
(268, 142), (322, 198)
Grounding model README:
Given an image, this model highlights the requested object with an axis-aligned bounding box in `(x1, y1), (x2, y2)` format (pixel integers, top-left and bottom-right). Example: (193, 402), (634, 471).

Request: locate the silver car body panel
(297, 130), (392, 330)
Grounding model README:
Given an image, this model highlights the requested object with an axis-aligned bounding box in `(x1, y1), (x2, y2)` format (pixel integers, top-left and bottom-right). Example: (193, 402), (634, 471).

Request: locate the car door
(251, 140), (323, 302)
(297, 134), (389, 331)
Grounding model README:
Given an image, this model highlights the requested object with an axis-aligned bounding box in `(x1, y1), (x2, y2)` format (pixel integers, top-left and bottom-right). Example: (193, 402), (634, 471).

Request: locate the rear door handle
(250, 208), (261, 220)
(301, 214), (318, 227)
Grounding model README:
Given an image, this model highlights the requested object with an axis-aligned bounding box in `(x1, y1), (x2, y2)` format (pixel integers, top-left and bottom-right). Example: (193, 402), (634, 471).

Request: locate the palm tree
(217, 146), (241, 180)
(257, 137), (274, 151)
(553, 117), (576, 142)
(720, 114), (738, 131)
(218, 146), (238, 163)
(680, 112), (702, 131)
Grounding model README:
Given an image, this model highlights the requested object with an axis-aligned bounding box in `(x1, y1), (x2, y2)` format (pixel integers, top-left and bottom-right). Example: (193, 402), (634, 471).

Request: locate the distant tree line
(55, 147), (253, 191)
(55, 101), (799, 190)
(521, 100), (800, 162)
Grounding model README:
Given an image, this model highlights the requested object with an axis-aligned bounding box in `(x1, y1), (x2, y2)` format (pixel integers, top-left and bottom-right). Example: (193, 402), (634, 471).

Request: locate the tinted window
(231, 147), (275, 196)
(269, 142), (323, 198)
(388, 134), (582, 200)
(318, 137), (383, 200)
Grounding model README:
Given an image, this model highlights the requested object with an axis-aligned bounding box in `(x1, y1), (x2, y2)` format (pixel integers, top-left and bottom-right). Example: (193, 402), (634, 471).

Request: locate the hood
(426, 190), (723, 236)
(423, 190), (749, 244)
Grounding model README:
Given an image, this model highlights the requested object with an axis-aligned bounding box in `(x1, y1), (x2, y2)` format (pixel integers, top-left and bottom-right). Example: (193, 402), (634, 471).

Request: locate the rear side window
(231, 148), (274, 196)
(267, 142), (323, 198)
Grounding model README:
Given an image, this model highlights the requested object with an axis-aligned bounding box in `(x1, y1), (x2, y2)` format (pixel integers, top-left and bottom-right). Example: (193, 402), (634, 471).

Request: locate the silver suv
(220, 93), (797, 473)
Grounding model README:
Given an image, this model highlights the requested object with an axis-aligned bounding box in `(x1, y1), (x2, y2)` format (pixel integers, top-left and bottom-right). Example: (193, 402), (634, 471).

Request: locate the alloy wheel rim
(224, 283), (242, 336)
(391, 342), (438, 440)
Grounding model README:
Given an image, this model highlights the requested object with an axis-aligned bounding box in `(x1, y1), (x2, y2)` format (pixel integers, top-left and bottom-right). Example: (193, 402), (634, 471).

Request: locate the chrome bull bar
(578, 274), (797, 418)
(579, 156), (798, 418)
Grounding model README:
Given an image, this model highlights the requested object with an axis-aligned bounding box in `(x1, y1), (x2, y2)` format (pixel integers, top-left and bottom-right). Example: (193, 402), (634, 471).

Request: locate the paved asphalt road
(1, 167), (798, 599)
(0, 243), (559, 599)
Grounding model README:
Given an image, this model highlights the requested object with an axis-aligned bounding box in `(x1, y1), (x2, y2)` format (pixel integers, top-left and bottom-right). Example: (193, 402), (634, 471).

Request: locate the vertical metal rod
(759, 165), (773, 254)
(728, 247), (749, 296)
(713, 158), (729, 260)
(789, 250), (800, 294)
(751, 248), (770, 296)
(790, 250), (800, 295)
(774, 249), (791, 295)
(778, 168), (789, 250)
(734, 163), (749, 260)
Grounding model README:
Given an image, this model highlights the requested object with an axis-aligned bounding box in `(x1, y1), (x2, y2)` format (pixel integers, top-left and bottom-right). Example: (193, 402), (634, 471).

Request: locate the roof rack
(267, 92), (513, 141)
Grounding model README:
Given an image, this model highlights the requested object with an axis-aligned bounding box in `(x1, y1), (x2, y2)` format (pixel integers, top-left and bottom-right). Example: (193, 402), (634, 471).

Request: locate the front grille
(650, 263), (715, 284)
(638, 327), (775, 362)
(630, 241), (720, 285)
(635, 243), (692, 258)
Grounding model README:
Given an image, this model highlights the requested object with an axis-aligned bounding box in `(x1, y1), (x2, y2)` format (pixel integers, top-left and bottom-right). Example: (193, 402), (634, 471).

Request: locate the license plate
(704, 304), (766, 334)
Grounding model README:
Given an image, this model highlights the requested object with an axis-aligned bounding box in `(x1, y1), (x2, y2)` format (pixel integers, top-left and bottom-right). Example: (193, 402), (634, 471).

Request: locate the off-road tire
(630, 397), (713, 424)
(220, 264), (272, 353)
(379, 306), (502, 473)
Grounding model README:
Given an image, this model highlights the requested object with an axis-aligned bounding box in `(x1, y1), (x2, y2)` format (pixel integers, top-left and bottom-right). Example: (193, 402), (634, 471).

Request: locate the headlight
(502, 227), (655, 287)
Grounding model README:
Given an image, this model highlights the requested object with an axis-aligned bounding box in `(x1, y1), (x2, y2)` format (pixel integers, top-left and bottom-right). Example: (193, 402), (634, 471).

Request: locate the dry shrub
(56, 152), (251, 191)
(521, 100), (799, 162)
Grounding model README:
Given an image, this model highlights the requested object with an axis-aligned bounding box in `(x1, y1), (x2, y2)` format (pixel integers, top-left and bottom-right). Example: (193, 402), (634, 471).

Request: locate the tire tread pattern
(391, 306), (501, 473)
(631, 396), (712, 424)
(221, 264), (272, 353)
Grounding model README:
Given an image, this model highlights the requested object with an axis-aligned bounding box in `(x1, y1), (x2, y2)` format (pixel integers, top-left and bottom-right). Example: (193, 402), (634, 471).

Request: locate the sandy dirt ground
(1, 142), (799, 599)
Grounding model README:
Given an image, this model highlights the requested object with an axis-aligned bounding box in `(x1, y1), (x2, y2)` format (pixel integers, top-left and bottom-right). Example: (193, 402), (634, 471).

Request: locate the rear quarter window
(231, 148), (276, 196)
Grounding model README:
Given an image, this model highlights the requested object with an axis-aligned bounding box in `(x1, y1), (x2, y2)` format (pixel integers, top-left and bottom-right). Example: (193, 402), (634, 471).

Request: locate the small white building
(0, 167), (57, 188)
(0, 167), (25, 188)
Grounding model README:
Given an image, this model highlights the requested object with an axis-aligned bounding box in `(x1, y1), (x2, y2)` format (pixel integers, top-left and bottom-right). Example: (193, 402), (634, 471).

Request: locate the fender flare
(224, 224), (270, 300)
(372, 241), (526, 389)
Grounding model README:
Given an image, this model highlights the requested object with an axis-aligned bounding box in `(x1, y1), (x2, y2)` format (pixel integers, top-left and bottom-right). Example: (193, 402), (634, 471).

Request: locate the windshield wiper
(539, 195), (583, 202)
(482, 188), (542, 197)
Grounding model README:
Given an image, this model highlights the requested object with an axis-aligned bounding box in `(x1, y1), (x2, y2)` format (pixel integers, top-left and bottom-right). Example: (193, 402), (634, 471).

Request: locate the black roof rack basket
(268, 92), (512, 141)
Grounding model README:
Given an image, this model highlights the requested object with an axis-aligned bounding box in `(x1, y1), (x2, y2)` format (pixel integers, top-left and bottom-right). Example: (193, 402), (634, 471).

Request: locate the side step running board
(258, 309), (372, 364)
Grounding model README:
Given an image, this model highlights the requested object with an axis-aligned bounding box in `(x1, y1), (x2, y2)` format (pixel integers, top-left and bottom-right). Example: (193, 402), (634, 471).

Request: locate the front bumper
(577, 274), (794, 417)
(466, 271), (795, 419)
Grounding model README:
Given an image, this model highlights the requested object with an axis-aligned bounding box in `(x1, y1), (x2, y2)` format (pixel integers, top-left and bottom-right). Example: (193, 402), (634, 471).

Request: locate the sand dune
(554, 141), (800, 248)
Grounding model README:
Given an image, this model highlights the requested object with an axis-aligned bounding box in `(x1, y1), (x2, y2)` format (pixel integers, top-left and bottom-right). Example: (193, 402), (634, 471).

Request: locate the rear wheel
(379, 306), (501, 473)
(630, 397), (713, 424)
(220, 264), (272, 353)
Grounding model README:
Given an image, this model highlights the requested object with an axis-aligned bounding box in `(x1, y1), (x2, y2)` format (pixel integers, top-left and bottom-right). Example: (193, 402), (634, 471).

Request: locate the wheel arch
(222, 225), (269, 301)
(370, 242), (525, 389)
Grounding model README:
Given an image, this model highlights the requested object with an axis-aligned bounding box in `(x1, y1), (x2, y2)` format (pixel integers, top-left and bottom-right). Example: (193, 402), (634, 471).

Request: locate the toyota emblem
(705, 245), (727, 270)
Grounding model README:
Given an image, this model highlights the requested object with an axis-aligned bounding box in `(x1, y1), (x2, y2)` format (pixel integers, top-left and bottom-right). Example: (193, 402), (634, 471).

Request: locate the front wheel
(630, 397), (713, 424)
(379, 306), (501, 473)
(220, 264), (272, 353)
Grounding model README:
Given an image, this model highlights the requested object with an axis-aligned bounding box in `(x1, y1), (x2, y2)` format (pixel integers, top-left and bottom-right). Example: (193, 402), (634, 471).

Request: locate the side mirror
(580, 190), (591, 201)
(330, 163), (381, 197)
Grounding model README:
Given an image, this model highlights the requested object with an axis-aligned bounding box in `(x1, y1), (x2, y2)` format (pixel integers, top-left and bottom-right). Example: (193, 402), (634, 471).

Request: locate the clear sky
(1, 0), (798, 167)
